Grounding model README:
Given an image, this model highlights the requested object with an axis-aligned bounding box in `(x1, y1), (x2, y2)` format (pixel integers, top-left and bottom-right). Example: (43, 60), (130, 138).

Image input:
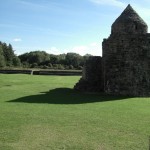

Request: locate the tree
(2, 43), (15, 66)
(83, 54), (93, 61)
(65, 53), (83, 68)
(12, 56), (21, 67)
(49, 54), (59, 64)
(18, 49), (93, 69)
(19, 51), (50, 65)
(0, 45), (6, 67)
(0, 42), (21, 67)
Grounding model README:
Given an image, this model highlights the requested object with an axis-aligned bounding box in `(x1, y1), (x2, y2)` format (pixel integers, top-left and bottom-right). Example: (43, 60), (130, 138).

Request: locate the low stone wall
(0, 69), (82, 76)
(0, 70), (32, 74)
(33, 70), (82, 76)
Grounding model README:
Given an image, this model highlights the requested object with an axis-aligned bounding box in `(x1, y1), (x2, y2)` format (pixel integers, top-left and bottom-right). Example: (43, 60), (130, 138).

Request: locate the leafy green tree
(0, 45), (6, 67)
(18, 49), (93, 69)
(19, 51), (50, 65)
(49, 54), (59, 64)
(83, 54), (93, 61)
(48, 63), (53, 68)
(0, 42), (21, 67)
(12, 56), (21, 67)
(2, 43), (14, 66)
(65, 53), (83, 68)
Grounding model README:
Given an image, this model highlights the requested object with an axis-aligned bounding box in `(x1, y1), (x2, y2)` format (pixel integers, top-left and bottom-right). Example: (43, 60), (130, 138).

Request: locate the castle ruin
(74, 4), (150, 96)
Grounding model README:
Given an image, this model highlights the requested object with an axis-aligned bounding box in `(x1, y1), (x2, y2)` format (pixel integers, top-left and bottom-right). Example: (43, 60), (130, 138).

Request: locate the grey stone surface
(111, 4), (148, 35)
(74, 4), (150, 96)
(74, 56), (103, 92)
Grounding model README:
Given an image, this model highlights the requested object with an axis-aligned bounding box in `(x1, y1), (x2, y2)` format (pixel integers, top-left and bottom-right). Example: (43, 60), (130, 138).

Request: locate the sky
(1, 0), (150, 56)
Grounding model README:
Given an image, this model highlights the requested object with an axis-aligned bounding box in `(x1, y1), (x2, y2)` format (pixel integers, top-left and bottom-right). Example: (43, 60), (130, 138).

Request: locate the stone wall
(74, 56), (103, 92)
(103, 34), (150, 96)
(0, 70), (82, 76)
(111, 4), (148, 35)
(74, 4), (150, 96)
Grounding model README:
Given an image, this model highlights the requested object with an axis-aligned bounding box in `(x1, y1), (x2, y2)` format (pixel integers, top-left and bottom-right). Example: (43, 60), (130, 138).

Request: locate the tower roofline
(111, 4), (148, 34)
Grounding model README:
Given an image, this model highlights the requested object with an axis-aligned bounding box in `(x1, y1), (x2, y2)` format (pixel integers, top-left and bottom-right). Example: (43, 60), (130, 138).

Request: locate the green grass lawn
(0, 74), (150, 150)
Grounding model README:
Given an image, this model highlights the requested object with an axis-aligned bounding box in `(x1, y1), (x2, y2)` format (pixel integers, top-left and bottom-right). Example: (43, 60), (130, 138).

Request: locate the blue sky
(0, 0), (150, 56)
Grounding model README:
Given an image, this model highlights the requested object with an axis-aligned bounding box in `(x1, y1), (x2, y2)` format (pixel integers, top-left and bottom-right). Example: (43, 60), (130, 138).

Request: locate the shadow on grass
(7, 88), (132, 104)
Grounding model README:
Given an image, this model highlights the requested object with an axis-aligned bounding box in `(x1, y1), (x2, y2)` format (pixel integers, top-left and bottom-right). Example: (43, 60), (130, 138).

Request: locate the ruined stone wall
(103, 33), (150, 96)
(74, 56), (103, 92)
(74, 4), (150, 96)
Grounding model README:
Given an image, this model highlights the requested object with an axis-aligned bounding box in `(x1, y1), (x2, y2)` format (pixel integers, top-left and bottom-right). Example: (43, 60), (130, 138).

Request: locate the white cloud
(70, 42), (102, 56)
(44, 42), (102, 56)
(89, 0), (126, 8)
(15, 51), (22, 56)
(72, 46), (88, 55)
(14, 42), (102, 56)
(45, 47), (64, 55)
(13, 38), (22, 42)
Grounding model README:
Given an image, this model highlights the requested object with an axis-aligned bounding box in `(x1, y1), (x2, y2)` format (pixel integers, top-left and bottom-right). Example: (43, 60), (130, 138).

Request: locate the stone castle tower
(74, 4), (150, 96)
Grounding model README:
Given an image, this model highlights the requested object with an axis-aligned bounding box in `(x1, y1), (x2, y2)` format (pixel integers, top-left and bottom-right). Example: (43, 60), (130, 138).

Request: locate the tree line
(0, 41), (92, 70)
(0, 41), (21, 67)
